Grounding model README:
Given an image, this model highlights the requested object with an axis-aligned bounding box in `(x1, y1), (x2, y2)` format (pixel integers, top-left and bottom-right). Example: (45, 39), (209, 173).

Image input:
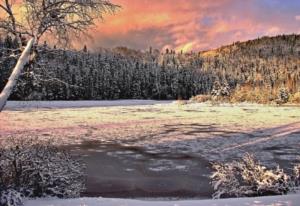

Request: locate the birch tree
(0, 0), (119, 111)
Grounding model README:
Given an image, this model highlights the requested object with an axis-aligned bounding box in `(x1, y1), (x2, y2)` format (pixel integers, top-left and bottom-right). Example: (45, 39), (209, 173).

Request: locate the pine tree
(221, 82), (231, 97)
(278, 87), (289, 103)
(211, 80), (221, 97)
(83, 45), (88, 53)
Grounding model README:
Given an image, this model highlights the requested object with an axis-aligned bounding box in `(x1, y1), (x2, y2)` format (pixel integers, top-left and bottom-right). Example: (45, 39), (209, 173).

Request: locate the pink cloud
(85, 0), (300, 51)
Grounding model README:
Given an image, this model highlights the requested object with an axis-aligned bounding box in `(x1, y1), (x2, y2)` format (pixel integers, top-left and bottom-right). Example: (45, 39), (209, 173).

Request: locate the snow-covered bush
(220, 82), (231, 97)
(211, 81), (222, 97)
(211, 154), (295, 199)
(0, 137), (85, 205)
(278, 87), (289, 104)
(211, 81), (231, 100)
(0, 188), (23, 206)
(294, 164), (300, 187)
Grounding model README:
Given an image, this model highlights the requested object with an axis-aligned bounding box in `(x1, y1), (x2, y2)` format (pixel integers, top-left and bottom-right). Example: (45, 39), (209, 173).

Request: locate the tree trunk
(0, 37), (35, 112)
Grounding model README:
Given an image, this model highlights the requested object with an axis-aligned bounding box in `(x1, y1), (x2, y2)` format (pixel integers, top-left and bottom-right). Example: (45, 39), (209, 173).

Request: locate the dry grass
(230, 86), (276, 104)
(174, 100), (189, 105)
(190, 95), (211, 103)
(289, 92), (300, 104)
(190, 88), (300, 105)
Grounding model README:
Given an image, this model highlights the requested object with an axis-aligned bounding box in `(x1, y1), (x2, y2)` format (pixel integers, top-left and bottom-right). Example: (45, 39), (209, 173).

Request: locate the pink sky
(85, 0), (300, 52)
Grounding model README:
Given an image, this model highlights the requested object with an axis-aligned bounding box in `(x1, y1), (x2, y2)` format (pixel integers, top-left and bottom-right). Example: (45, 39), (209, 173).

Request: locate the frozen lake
(4, 100), (172, 110)
(64, 141), (212, 198)
(1, 101), (300, 198)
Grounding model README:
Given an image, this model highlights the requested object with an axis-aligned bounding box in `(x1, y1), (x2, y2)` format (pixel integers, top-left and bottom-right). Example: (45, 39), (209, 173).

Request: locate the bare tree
(0, 0), (119, 111)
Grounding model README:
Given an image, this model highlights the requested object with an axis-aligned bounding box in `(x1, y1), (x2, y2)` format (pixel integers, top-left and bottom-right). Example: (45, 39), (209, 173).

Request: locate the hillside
(0, 34), (299, 101)
(202, 35), (300, 57)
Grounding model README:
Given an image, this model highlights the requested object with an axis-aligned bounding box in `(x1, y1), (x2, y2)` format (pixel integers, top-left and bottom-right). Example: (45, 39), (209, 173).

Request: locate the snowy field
(1, 100), (300, 165)
(24, 194), (300, 206)
(4, 100), (172, 110)
(1, 100), (300, 205)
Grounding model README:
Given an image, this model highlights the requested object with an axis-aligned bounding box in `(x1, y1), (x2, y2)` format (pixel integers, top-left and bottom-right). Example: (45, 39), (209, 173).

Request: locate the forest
(0, 34), (299, 101)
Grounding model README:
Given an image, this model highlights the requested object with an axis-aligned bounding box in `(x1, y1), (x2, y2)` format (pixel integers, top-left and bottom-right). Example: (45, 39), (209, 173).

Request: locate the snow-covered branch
(0, 137), (85, 206)
(211, 154), (298, 199)
(0, 0), (120, 111)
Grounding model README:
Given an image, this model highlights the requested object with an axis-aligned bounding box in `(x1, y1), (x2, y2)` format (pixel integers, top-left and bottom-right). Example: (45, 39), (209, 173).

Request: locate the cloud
(266, 27), (281, 35)
(84, 0), (300, 51)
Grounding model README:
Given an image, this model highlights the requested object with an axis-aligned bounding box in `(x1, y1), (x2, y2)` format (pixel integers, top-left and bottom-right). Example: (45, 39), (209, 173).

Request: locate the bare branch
(0, 0), (120, 111)
(22, 0), (120, 45)
(0, 0), (120, 46)
(0, 3), (10, 13)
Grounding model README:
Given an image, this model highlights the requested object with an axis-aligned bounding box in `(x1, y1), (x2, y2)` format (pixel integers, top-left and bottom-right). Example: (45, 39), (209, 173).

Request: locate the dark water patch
(62, 141), (213, 199)
(263, 145), (300, 169)
(264, 145), (292, 151)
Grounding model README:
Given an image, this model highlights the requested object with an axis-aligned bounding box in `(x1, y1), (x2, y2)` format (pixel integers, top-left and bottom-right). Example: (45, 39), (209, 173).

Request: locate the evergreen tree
(278, 87), (289, 103)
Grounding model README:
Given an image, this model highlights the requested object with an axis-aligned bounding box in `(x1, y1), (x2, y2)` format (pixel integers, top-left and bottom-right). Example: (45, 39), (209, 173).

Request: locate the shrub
(211, 81), (231, 98)
(0, 138), (85, 205)
(211, 154), (295, 199)
(190, 95), (212, 103)
(289, 92), (300, 104)
(190, 82), (231, 104)
(294, 164), (300, 187)
(230, 86), (276, 104)
(0, 189), (22, 206)
(277, 87), (290, 104)
(220, 83), (231, 97)
(211, 81), (222, 97)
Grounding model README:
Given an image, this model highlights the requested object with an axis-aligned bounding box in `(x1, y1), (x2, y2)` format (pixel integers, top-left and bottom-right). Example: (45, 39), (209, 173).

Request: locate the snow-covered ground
(4, 100), (171, 110)
(2, 101), (299, 165)
(25, 194), (300, 206)
(1, 101), (300, 200)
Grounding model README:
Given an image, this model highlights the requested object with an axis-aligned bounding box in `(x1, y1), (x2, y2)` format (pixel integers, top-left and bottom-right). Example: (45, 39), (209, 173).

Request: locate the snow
(1, 102), (300, 167)
(24, 194), (300, 206)
(4, 100), (172, 110)
(2, 101), (300, 200)
(0, 38), (35, 111)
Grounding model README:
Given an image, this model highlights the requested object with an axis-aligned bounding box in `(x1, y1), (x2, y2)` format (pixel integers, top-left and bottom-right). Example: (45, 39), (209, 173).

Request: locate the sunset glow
(87, 0), (300, 51)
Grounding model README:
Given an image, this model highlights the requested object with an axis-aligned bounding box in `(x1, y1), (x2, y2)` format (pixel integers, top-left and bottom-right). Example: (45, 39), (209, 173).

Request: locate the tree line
(0, 34), (299, 101)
